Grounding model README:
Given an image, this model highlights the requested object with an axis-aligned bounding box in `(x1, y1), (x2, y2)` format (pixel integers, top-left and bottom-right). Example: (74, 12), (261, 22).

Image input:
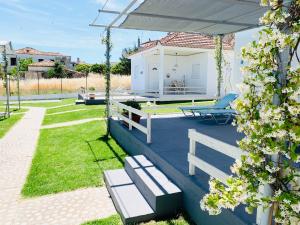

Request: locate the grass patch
(82, 214), (193, 225)
(142, 100), (214, 115)
(46, 104), (101, 114)
(0, 114), (24, 138)
(20, 98), (76, 108)
(0, 107), (28, 114)
(22, 120), (127, 197)
(43, 106), (105, 125)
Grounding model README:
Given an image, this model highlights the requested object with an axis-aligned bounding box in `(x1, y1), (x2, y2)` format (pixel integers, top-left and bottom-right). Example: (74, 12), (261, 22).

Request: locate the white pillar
(159, 46), (164, 96)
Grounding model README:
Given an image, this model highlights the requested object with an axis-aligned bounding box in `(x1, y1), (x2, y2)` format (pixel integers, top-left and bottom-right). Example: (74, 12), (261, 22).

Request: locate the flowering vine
(214, 35), (223, 98)
(201, 0), (300, 224)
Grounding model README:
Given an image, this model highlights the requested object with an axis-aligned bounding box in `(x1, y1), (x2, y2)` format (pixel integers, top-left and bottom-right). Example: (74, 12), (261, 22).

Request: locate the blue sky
(0, 0), (165, 63)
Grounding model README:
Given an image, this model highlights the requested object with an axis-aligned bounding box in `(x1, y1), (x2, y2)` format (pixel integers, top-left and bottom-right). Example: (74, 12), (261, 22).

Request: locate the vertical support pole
(256, 185), (273, 225)
(216, 34), (223, 98)
(128, 111), (132, 130)
(2, 46), (10, 118)
(38, 73), (40, 95)
(17, 57), (21, 110)
(85, 70), (88, 92)
(159, 45), (164, 96)
(60, 76), (62, 95)
(147, 113), (151, 144)
(256, 2), (291, 224)
(188, 129), (196, 175)
(105, 28), (111, 137)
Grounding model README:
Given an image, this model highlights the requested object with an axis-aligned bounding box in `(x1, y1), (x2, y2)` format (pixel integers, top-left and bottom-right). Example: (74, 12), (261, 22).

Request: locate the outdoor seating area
(179, 93), (238, 116)
(109, 115), (255, 225)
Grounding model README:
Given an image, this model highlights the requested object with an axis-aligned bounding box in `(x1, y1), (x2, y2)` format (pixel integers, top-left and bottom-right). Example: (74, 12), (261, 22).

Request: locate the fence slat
(188, 130), (244, 160)
(110, 99), (151, 143)
(188, 153), (230, 184)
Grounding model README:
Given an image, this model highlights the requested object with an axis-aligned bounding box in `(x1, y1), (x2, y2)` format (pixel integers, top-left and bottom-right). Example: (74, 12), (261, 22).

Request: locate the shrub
(19, 58), (33, 72)
(46, 69), (56, 78)
(123, 100), (141, 110)
(75, 64), (90, 73)
(90, 64), (106, 74)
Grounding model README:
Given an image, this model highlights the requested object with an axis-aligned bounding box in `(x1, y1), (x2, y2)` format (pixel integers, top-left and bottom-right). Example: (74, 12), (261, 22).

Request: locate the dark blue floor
(129, 116), (256, 224)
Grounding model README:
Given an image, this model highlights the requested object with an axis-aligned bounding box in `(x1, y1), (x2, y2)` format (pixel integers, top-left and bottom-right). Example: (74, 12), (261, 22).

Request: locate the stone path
(0, 109), (115, 225)
(41, 118), (105, 129)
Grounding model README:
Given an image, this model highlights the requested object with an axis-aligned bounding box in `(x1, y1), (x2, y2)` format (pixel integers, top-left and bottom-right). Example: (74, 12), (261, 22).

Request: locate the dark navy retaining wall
(110, 119), (253, 225)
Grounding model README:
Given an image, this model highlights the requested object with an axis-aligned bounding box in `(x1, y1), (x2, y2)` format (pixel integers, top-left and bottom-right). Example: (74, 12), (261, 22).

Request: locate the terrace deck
(110, 115), (256, 225)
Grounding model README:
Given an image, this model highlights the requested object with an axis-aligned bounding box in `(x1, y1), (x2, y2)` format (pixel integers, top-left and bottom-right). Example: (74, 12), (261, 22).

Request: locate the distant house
(128, 32), (235, 99)
(0, 41), (17, 71)
(16, 47), (72, 69)
(25, 61), (55, 79)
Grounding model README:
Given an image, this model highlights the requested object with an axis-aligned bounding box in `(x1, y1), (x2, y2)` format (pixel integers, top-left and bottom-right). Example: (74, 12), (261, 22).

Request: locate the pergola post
(105, 28), (111, 137)
(216, 34), (223, 98)
(159, 45), (164, 96)
(256, 1), (292, 224)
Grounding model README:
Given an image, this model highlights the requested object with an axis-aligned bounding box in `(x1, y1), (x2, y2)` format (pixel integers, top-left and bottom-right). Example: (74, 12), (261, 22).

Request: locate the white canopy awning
(119, 0), (267, 35)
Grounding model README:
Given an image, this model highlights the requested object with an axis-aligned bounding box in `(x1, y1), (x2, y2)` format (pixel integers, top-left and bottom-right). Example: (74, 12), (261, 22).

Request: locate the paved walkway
(41, 118), (105, 129)
(0, 109), (115, 225)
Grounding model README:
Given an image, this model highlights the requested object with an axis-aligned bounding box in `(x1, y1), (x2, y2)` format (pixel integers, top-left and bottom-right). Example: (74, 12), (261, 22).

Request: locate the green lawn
(46, 104), (100, 114)
(20, 98), (76, 108)
(43, 106), (105, 125)
(0, 107), (28, 114)
(0, 114), (24, 138)
(22, 120), (127, 197)
(142, 100), (214, 115)
(82, 214), (193, 225)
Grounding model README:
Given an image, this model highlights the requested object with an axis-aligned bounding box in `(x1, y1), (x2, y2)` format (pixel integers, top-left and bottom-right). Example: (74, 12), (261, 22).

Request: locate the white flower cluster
(201, 1), (300, 224)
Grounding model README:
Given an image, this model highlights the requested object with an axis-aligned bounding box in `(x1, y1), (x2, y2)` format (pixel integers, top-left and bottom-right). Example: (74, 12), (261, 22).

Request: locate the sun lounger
(179, 93), (238, 116)
(195, 109), (237, 125)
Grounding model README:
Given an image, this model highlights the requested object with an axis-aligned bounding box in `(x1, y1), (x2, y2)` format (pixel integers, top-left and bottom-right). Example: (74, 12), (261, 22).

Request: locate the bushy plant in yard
(75, 63), (91, 73)
(90, 63), (106, 74)
(201, 1), (300, 224)
(123, 100), (142, 110)
(19, 58), (33, 72)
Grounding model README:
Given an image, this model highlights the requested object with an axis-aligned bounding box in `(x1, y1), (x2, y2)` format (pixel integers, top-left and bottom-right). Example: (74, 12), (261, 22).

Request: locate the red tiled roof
(16, 47), (63, 56)
(136, 32), (234, 54)
(29, 61), (55, 67)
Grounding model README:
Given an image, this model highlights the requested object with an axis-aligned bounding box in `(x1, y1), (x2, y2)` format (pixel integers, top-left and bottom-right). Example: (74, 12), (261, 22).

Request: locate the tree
(18, 58), (33, 72)
(90, 63), (106, 74)
(45, 62), (65, 79)
(0, 64), (5, 79)
(111, 63), (123, 75)
(53, 62), (65, 78)
(75, 63), (90, 73)
(46, 68), (56, 78)
(201, 1), (300, 224)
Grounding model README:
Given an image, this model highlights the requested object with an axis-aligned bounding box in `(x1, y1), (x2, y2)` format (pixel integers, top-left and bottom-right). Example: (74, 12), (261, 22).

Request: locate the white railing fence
(187, 129), (269, 225)
(110, 99), (151, 143)
(164, 86), (206, 95)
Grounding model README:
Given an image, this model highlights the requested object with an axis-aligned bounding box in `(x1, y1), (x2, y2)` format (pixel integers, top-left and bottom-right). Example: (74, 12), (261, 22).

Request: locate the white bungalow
(128, 32), (235, 100)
